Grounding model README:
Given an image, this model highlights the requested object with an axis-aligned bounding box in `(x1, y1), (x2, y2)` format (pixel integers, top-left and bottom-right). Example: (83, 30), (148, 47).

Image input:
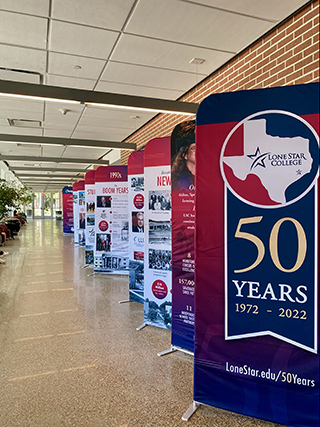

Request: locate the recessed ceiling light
(130, 115), (140, 119)
(73, 65), (82, 70)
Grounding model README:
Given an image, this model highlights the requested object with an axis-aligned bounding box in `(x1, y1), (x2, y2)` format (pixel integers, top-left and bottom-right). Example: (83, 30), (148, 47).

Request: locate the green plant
(0, 179), (34, 219)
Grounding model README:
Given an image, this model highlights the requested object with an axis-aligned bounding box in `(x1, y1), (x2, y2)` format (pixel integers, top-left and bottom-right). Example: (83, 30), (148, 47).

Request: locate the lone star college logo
(220, 110), (319, 208)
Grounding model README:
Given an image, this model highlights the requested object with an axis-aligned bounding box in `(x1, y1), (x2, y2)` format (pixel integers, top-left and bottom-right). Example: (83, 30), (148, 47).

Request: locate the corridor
(0, 220), (281, 427)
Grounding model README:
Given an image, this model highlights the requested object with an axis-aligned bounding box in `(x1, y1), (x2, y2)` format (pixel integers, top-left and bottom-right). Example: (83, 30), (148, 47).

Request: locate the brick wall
(121, 0), (319, 164)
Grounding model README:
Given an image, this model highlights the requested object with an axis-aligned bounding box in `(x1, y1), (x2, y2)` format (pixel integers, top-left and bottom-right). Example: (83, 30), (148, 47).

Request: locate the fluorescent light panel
(0, 92), (80, 104)
(85, 102), (195, 116)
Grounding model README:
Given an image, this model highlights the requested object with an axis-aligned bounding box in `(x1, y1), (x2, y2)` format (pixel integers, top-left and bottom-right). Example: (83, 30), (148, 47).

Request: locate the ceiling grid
(0, 0), (310, 191)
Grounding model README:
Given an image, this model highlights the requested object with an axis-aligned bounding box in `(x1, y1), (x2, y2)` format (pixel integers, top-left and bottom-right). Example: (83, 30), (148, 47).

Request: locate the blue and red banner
(171, 121), (195, 351)
(78, 180), (86, 246)
(94, 166), (129, 274)
(72, 182), (79, 244)
(85, 170), (95, 265)
(144, 137), (172, 329)
(194, 83), (319, 427)
(62, 186), (73, 234)
(128, 151), (145, 303)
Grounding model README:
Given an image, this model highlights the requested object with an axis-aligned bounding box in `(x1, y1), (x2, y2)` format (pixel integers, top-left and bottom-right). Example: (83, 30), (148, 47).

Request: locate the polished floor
(0, 220), (283, 427)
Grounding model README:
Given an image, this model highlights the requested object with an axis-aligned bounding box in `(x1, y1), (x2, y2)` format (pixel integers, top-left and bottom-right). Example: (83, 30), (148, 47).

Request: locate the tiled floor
(0, 220), (283, 427)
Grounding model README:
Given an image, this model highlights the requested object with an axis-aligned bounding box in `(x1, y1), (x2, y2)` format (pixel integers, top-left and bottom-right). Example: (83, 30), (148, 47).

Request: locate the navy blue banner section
(196, 82), (320, 126)
(194, 83), (319, 427)
(226, 188), (316, 352)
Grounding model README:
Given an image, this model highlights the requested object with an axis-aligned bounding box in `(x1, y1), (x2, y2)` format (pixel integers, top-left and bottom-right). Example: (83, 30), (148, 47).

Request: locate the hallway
(0, 220), (281, 427)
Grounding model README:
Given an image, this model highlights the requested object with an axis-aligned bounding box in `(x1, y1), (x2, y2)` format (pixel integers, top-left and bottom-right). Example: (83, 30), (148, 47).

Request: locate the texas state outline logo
(220, 110), (319, 209)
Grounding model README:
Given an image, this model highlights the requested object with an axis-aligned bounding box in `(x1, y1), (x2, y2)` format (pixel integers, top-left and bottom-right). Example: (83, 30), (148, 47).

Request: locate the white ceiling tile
(0, 109), (43, 122)
(44, 113), (80, 131)
(52, 0), (136, 30)
(0, 142), (43, 156)
(78, 115), (140, 131)
(95, 79), (184, 100)
(100, 61), (203, 91)
(72, 129), (129, 141)
(0, 11), (48, 49)
(50, 20), (119, 59)
(44, 102), (85, 116)
(0, 126), (42, 136)
(0, 44), (46, 74)
(111, 34), (233, 74)
(125, 0), (274, 52)
(0, 0), (50, 16)
(189, 0), (308, 22)
(63, 146), (109, 158)
(0, 98), (44, 113)
(83, 106), (155, 122)
(47, 75), (96, 90)
(43, 129), (73, 138)
(48, 52), (106, 79)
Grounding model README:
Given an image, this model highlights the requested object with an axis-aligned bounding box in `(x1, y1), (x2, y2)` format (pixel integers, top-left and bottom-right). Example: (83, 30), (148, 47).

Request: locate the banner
(78, 180), (85, 246)
(72, 182), (79, 244)
(171, 120), (195, 351)
(85, 170), (95, 265)
(194, 83), (319, 427)
(128, 151), (145, 303)
(144, 137), (172, 329)
(62, 186), (73, 234)
(94, 166), (129, 274)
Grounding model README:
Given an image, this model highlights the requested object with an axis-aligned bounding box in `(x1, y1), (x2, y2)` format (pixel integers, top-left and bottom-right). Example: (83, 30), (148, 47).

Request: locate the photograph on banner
(171, 120), (195, 352)
(144, 137), (172, 329)
(85, 171), (95, 265)
(128, 151), (145, 303)
(94, 166), (129, 274)
(194, 83), (319, 427)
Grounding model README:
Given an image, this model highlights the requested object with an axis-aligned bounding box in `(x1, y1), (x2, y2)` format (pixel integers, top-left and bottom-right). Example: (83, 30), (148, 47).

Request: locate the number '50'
(234, 216), (307, 274)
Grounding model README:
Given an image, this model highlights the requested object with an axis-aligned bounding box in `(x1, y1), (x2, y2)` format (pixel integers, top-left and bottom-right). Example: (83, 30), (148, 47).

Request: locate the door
(33, 193), (54, 218)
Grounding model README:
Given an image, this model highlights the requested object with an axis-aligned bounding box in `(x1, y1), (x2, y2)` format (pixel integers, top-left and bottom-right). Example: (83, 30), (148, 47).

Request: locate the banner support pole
(118, 299), (130, 304)
(181, 401), (201, 421)
(136, 323), (147, 330)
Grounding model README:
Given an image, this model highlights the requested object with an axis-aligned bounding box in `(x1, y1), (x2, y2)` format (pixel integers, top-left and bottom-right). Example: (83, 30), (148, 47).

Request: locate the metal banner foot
(136, 323), (146, 331)
(82, 264), (90, 269)
(181, 401), (200, 421)
(118, 299), (130, 304)
(157, 346), (177, 357)
(87, 272), (96, 276)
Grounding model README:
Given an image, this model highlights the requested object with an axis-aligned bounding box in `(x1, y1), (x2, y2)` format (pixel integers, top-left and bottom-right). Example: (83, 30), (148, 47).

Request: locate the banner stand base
(136, 323), (147, 331)
(181, 401), (200, 422)
(157, 345), (194, 357)
(82, 264), (91, 269)
(87, 272), (96, 277)
(157, 346), (177, 357)
(119, 299), (130, 304)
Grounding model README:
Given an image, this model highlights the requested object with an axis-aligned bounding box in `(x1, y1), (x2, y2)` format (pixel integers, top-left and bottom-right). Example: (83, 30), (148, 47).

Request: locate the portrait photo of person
(97, 195), (111, 208)
(132, 211), (144, 233)
(171, 120), (195, 192)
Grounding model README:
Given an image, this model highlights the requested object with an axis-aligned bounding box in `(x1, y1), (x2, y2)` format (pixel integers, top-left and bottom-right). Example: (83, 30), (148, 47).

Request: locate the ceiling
(0, 0), (309, 192)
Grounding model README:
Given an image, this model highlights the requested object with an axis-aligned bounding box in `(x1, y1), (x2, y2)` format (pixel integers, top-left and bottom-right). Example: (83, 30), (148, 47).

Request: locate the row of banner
(62, 83), (319, 427)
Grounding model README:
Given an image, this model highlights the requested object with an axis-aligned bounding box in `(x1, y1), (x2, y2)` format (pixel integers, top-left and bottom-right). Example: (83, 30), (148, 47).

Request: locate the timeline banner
(85, 170), (95, 265)
(171, 121), (195, 351)
(78, 180), (86, 246)
(72, 182), (79, 244)
(128, 151), (145, 303)
(194, 83), (319, 427)
(94, 166), (129, 274)
(62, 186), (73, 234)
(144, 137), (172, 329)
